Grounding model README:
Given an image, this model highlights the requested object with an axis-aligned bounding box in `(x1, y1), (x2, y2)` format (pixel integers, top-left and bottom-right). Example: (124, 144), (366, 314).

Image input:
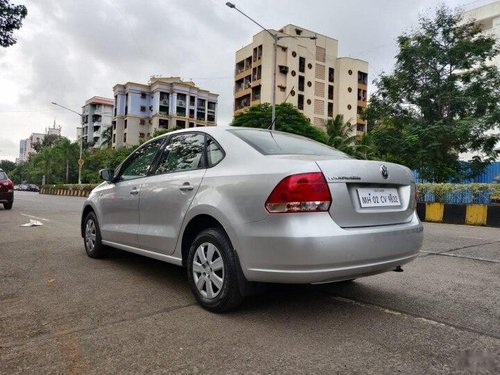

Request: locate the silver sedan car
(81, 127), (423, 312)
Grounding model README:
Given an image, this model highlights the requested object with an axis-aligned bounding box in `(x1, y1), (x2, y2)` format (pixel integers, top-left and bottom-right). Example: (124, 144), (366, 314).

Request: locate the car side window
(120, 138), (164, 180)
(206, 135), (224, 167)
(154, 133), (205, 174)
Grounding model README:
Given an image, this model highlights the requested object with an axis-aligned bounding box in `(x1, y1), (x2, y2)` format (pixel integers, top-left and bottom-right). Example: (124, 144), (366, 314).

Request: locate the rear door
(137, 132), (207, 255)
(316, 160), (416, 227)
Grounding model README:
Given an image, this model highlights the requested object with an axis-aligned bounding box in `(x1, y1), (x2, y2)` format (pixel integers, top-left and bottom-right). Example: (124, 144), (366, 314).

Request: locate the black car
(0, 168), (14, 210)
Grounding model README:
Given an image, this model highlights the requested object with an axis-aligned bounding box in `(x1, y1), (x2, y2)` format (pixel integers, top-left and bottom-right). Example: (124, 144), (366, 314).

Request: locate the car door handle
(130, 188), (139, 195)
(179, 182), (194, 191)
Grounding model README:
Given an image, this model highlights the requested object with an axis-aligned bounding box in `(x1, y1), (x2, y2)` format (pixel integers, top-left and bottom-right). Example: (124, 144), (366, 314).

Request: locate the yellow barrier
(465, 204), (488, 226)
(425, 203), (444, 222)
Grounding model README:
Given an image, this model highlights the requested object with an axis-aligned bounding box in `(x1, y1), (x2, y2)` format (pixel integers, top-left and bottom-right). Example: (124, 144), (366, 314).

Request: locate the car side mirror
(99, 169), (114, 182)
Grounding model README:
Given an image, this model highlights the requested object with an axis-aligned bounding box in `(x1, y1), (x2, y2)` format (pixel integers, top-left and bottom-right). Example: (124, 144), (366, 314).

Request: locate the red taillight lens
(265, 172), (331, 213)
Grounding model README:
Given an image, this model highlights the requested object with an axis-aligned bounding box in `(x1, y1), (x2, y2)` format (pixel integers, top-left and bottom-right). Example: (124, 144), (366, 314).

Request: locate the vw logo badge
(380, 165), (389, 179)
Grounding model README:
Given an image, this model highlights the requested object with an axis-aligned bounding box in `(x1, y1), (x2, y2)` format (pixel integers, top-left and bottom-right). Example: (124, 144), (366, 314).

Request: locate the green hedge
(417, 183), (500, 204)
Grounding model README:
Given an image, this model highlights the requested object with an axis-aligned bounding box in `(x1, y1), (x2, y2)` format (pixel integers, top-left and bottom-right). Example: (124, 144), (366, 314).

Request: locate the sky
(0, 0), (496, 161)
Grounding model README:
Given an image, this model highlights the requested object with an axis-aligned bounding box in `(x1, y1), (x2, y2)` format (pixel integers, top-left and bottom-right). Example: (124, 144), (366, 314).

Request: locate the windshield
(228, 128), (350, 158)
(0, 171), (7, 180)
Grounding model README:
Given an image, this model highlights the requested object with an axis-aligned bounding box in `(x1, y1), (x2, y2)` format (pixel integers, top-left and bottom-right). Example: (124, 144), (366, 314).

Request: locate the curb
(417, 202), (500, 227)
(39, 188), (90, 198)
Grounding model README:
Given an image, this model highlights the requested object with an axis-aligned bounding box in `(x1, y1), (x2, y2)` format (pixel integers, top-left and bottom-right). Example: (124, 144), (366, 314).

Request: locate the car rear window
(228, 128), (350, 158)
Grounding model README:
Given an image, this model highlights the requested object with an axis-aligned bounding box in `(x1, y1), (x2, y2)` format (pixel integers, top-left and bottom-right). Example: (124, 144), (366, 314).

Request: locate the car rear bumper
(233, 211), (423, 284)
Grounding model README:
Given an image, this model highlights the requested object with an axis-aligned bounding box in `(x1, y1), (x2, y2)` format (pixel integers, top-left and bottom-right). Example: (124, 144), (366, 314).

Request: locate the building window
(160, 92), (169, 114)
(328, 68), (334, 83)
(140, 92), (146, 99)
(123, 133), (127, 143)
(125, 93), (128, 115)
(299, 57), (305, 73)
(140, 119), (145, 125)
(140, 106), (146, 112)
(358, 89), (367, 101)
(298, 76), (305, 92)
(328, 102), (333, 117)
(357, 123), (365, 132)
(124, 120), (127, 129)
(177, 93), (187, 116)
(307, 99), (312, 105)
(197, 98), (206, 120)
(358, 71), (368, 85)
(291, 70), (296, 77)
(292, 51), (297, 57)
(159, 119), (168, 129)
(298, 94), (304, 110)
(252, 85), (261, 101)
(347, 104), (352, 110)
(348, 87), (352, 93)
(190, 96), (195, 107)
(139, 132), (145, 138)
(348, 69), (353, 75)
(328, 85), (334, 100)
(176, 120), (185, 129)
(357, 106), (364, 115)
(189, 122), (195, 128)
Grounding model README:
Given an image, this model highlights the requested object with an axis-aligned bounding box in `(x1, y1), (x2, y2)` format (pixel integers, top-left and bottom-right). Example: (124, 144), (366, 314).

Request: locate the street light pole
(226, 2), (316, 130)
(51, 102), (84, 184)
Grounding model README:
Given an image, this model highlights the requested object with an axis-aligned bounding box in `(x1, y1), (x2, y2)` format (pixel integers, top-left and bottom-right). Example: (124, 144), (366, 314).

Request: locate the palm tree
(101, 126), (113, 148)
(324, 115), (358, 155)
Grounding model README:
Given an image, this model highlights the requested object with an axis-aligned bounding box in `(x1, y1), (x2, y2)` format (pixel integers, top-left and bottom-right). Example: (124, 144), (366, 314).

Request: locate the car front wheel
(187, 228), (243, 312)
(83, 211), (108, 258)
(3, 200), (13, 210)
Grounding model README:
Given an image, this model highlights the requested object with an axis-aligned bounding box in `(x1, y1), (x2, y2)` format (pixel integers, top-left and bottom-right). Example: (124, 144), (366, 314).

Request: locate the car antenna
(267, 86), (295, 130)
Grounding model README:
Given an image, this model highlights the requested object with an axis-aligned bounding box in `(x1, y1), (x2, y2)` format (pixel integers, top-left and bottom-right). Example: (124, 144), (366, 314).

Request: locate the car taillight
(265, 172), (331, 213)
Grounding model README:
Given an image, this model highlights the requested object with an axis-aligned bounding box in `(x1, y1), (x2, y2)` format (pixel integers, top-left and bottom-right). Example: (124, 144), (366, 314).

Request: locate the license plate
(357, 188), (401, 208)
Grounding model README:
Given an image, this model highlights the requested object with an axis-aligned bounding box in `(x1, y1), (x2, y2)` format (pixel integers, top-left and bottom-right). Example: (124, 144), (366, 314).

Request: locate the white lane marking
(20, 214), (50, 222)
(420, 251), (500, 264)
(332, 296), (453, 330)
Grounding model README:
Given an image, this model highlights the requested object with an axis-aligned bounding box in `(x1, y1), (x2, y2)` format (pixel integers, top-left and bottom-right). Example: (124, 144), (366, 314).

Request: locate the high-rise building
(81, 96), (114, 148)
(233, 24), (369, 135)
(18, 123), (62, 162)
(112, 76), (218, 148)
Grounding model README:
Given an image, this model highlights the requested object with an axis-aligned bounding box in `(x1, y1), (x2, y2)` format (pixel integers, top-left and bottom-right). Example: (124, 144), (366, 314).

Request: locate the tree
(101, 126), (113, 148)
(231, 103), (328, 144)
(32, 133), (61, 152)
(0, 159), (16, 173)
(324, 115), (358, 154)
(367, 5), (500, 182)
(0, 0), (27, 48)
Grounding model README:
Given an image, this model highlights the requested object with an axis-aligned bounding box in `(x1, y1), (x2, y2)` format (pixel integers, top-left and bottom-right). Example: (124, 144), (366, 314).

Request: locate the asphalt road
(1, 192), (499, 374)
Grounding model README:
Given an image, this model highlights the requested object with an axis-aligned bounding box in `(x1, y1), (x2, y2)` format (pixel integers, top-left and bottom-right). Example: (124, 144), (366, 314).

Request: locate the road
(1, 192), (499, 374)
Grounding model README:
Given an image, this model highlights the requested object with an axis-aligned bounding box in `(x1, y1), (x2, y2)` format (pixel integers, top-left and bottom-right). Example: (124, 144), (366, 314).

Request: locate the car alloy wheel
(192, 242), (225, 299)
(85, 219), (97, 253)
(187, 228), (243, 312)
(83, 211), (107, 258)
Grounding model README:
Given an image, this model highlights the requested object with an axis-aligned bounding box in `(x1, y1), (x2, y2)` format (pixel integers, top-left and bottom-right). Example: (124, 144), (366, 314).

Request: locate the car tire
(3, 200), (13, 210)
(187, 228), (243, 313)
(83, 211), (108, 258)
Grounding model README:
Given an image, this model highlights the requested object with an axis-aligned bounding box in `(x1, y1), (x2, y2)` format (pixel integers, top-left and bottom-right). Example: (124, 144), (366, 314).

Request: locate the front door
(99, 137), (165, 247)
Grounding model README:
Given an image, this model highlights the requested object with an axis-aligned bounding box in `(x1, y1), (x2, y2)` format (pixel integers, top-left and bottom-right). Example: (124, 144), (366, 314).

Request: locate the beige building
(112, 77), (218, 148)
(82, 96), (114, 149)
(233, 24), (368, 135)
(464, 1), (500, 69)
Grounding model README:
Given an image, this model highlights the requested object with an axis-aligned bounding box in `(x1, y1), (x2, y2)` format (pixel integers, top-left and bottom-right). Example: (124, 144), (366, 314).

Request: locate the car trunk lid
(315, 159), (416, 228)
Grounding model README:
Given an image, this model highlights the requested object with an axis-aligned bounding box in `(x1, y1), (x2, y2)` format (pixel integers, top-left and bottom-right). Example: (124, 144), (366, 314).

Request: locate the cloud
(0, 0), (491, 161)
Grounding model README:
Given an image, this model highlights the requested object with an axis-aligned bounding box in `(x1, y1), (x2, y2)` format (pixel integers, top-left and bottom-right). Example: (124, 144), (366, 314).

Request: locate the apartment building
(81, 96), (114, 148)
(18, 124), (62, 162)
(112, 76), (218, 148)
(233, 24), (369, 136)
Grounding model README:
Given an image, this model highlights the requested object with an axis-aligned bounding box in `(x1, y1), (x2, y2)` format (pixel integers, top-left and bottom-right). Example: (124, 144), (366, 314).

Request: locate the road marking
(331, 296), (500, 340)
(421, 251), (500, 264)
(21, 213), (50, 222)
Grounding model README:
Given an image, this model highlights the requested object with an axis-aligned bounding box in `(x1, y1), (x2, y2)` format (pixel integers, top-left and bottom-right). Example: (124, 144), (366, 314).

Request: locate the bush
(417, 183), (500, 204)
